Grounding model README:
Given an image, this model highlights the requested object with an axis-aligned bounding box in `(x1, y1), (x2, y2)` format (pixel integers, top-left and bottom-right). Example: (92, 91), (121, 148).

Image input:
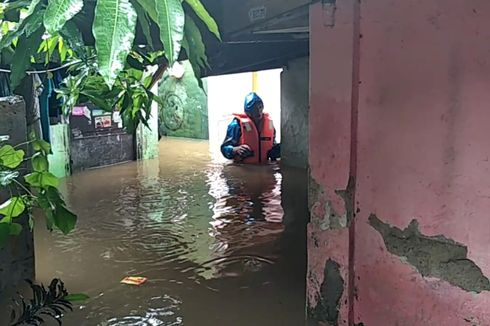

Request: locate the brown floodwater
(5, 138), (308, 326)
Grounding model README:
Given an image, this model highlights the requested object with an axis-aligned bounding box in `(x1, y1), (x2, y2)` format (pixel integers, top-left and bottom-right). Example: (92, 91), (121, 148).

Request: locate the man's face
(248, 102), (264, 122)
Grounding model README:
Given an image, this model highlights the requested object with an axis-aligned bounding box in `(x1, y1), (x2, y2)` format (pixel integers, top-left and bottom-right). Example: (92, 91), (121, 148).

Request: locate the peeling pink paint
(308, 1), (357, 324)
(355, 0), (490, 324)
(308, 0), (490, 324)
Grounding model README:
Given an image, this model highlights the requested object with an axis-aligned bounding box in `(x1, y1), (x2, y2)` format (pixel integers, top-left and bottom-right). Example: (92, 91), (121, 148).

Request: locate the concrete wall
(0, 96), (35, 294)
(356, 0), (490, 324)
(70, 133), (135, 172)
(48, 124), (71, 178)
(281, 57), (309, 169)
(159, 61), (209, 140)
(308, 1), (356, 324)
(308, 1), (490, 325)
(136, 85), (160, 160)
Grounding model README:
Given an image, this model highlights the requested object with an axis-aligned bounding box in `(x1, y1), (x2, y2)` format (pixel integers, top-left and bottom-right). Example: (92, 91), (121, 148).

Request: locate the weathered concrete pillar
(136, 85), (160, 160)
(0, 96), (34, 294)
(308, 0), (359, 324)
(48, 124), (71, 178)
(281, 57), (309, 169)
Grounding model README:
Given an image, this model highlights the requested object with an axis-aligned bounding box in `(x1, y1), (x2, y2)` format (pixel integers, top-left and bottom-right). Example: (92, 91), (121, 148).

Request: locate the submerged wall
(308, 0), (490, 325)
(0, 96), (34, 294)
(281, 57), (309, 169)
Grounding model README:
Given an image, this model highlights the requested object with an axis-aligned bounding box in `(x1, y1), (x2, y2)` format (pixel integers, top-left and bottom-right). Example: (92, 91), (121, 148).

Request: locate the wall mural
(158, 61), (209, 140)
(160, 93), (185, 132)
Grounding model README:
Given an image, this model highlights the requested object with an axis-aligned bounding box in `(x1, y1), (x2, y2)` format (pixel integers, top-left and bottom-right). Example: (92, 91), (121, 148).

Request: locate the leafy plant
(0, 0), (219, 130)
(9, 278), (89, 326)
(0, 0), (219, 86)
(55, 48), (166, 132)
(0, 135), (77, 248)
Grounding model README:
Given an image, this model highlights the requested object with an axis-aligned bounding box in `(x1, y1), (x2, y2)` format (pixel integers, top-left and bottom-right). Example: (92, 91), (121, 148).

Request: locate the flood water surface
(33, 138), (307, 325)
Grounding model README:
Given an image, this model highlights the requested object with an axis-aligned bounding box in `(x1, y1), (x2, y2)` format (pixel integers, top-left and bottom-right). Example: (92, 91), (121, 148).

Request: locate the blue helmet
(244, 92), (263, 113)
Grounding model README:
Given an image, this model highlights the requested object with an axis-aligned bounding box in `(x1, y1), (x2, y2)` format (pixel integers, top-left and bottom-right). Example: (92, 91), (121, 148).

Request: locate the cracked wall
(369, 214), (490, 293)
(308, 0), (357, 324)
(353, 0), (490, 324)
(308, 260), (344, 326)
(309, 0), (490, 324)
(309, 175), (355, 231)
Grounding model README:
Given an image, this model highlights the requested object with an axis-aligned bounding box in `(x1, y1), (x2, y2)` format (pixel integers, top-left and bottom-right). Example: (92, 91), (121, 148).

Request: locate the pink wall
(309, 0), (490, 325)
(308, 1), (358, 324)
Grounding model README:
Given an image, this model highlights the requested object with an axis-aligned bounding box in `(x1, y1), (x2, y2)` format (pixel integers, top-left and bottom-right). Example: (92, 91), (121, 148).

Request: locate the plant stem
(12, 179), (36, 198)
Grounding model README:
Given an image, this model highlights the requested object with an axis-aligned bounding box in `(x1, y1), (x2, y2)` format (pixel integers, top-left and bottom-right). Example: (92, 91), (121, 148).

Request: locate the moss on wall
(158, 61), (209, 140)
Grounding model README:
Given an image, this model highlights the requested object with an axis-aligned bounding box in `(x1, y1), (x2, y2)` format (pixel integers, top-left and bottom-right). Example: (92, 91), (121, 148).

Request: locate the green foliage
(0, 0), (219, 82)
(9, 279), (79, 326)
(183, 0), (220, 40)
(183, 15), (209, 85)
(0, 196), (26, 221)
(56, 51), (165, 132)
(0, 145), (25, 168)
(43, 0), (83, 34)
(9, 26), (45, 89)
(154, 0), (185, 66)
(93, 0), (138, 87)
(0, 0), (220, 129)
(0, 137), (77, 247)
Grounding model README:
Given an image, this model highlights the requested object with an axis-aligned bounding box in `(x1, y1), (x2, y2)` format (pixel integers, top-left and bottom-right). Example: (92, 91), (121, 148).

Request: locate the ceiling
(200, 0), (310, 76)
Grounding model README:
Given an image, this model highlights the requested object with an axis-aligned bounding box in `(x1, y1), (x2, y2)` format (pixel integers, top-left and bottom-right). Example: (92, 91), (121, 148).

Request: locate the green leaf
(32, 139), (51, 154)
(32, 153), (49, 172)
(26, 0), (42, 17)
(9, 223), (22, 235)
(25, 171), (59, 188)
(24, 9), (45, 37)
(53, 205), (76, 234)
(183, 16), (209, 69)
(37, 192), (54, 230)
(59, 37), (69, 61)
(0, 171), (20, 186)
(135, 0), (157, 22)
(59, 21), (84, 54)
(132, 0), (153, 48)
(184, 0), (220, 40)
(65, 293), (90, 302)
(44, 0), (84, 34)
(45, 36), (59, 62)
(10, 27), (44, 89)
(0, 223), (10, 248)
(0, 8), (43, 49)
(0, 145), (25, 169)
(0, 197), (26, 220)
(154, 0), (185, 65)
(93, 0), (138, 87)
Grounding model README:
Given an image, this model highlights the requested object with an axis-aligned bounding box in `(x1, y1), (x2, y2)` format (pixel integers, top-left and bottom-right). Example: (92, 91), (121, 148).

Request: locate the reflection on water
(14, 138), (307, 325)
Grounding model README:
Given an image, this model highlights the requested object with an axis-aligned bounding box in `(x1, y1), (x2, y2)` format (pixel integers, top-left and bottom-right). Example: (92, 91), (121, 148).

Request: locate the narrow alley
(34, 138), (307, 325)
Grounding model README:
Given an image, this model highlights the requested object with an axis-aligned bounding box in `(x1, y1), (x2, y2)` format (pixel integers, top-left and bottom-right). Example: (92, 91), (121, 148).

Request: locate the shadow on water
(2, 138), (308, 326)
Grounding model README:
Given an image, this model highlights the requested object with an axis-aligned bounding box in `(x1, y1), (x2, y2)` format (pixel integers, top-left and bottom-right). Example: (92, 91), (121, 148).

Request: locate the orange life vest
(232, 113), (275, 164)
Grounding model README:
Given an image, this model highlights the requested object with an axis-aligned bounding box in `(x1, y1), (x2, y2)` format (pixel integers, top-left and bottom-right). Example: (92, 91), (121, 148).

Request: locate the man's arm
(268, 127), (281, 160)
(220, 119), (241, 159)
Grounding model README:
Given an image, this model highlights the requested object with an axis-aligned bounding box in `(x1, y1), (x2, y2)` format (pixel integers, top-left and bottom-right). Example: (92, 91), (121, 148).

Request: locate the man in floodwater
(221, 92), (281, 164)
